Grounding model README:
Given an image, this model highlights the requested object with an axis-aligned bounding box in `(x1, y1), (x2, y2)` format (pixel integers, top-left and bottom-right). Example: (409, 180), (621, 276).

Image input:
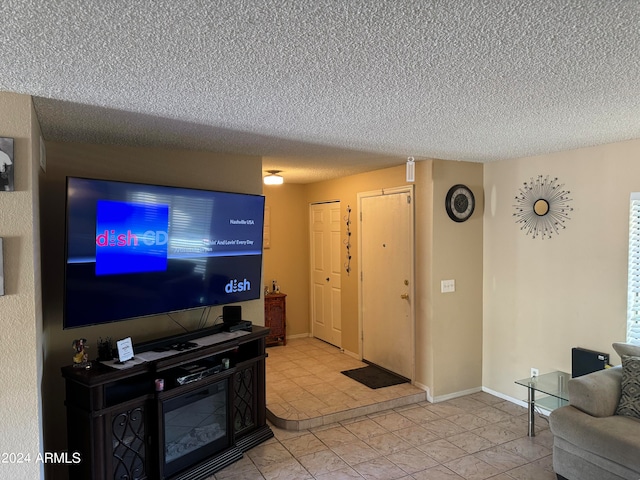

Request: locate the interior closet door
(310, 201), (342, 347)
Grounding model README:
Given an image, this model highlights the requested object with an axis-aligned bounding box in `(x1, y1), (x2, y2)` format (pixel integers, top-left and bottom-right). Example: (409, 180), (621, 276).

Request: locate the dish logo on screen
(95, 200), (169, 276)
(225, 278), (251, 294)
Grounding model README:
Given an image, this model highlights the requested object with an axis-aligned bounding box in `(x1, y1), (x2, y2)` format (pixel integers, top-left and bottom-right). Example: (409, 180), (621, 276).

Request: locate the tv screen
(64, 177), (265, 329)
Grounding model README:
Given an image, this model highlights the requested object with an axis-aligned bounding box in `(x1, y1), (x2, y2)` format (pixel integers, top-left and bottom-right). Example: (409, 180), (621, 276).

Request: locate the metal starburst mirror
(513, 175), (573, 239)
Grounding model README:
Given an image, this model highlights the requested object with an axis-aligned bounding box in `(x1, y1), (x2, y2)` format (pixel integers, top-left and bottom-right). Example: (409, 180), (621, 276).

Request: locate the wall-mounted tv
(64, 177), (265, 329)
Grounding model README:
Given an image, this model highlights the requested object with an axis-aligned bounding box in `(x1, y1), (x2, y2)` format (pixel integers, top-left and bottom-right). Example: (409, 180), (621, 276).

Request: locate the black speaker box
(222, 305), (242, 325)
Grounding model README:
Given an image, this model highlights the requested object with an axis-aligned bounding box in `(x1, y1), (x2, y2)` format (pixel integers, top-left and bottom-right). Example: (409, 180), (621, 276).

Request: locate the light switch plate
(441, 279), (455, 293)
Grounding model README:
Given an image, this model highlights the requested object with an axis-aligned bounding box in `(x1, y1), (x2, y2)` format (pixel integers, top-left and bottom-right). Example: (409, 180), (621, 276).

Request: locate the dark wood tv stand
(62, 325), (273, 480)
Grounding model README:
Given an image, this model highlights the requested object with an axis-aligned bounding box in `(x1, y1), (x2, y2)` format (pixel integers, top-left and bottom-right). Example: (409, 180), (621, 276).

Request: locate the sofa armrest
(568, 366), (622, 417)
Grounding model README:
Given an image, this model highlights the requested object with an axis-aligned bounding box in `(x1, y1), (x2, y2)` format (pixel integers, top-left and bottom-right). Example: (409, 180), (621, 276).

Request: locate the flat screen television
(63, 177), (265, 329)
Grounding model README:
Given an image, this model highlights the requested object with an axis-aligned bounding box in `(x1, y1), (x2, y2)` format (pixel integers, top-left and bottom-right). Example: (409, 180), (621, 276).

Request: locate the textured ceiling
(1, 1), (640, 183)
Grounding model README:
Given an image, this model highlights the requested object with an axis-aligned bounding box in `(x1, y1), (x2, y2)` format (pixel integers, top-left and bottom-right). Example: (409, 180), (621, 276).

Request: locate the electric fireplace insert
(161, 379), (230, 478)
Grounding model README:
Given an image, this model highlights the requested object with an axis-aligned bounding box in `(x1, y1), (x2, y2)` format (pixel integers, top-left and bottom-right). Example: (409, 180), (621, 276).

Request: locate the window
(627, 193), (640, 345)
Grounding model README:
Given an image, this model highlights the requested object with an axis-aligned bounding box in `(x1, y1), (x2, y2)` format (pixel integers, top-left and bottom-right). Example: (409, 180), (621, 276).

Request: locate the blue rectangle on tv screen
(64, 177), (265, 329)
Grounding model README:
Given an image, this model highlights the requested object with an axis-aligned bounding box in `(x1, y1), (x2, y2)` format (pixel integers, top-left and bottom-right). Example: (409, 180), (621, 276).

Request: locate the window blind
(627, 193), (640, 345)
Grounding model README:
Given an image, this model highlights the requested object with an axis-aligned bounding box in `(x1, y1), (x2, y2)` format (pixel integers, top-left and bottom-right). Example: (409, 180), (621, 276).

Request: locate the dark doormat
(341, 365), (409, 389)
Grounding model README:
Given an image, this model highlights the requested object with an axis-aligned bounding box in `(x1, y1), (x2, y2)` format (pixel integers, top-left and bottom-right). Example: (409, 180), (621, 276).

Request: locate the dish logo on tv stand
(95, 200), (170, 276)
(225, 278), (251, 294)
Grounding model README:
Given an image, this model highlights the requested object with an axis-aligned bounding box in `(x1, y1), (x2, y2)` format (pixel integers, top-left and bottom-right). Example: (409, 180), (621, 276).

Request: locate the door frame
(357, 186), (416, 382)
(309, 199), (342, 346)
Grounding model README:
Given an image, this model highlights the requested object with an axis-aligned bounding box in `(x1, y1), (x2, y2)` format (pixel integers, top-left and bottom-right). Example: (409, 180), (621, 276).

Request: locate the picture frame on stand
(0, 137), (15, 192)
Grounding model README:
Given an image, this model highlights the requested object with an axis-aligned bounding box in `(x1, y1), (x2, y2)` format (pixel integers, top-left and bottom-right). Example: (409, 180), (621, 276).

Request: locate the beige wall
(39, 141), (263, 478)
(0, 92), (44, 479)
(263, 183), (310, 337)
(483, 139), (640, 400)
(428, 160), (484, 399)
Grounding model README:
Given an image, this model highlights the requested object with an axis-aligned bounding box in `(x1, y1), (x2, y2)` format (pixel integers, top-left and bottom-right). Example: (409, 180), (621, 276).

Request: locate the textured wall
(0, 93), (44, 478)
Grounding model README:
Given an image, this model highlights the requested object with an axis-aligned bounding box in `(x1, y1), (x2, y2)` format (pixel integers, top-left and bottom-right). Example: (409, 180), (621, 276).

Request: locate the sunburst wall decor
(513, 175), (573, 239)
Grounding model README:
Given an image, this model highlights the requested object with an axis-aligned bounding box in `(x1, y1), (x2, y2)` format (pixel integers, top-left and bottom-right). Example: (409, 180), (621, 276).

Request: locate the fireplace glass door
(161, 379), (229, 478)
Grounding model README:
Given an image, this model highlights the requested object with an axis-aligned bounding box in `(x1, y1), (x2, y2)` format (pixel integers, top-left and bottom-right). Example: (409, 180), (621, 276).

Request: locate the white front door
(359, 187), (414, 379)
(310, 202), (342, 347)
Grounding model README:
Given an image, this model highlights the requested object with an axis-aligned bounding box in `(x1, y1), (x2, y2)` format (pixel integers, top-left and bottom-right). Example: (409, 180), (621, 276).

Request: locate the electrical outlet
(531, 368), (539, 378)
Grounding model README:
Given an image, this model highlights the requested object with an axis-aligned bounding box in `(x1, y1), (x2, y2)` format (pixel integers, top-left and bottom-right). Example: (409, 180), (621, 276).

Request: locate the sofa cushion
(612, 342), (640, 358)
(553, 436), (640, 480)
(568, 366), (622, 417)
(550, 405), (640, 474)
(616, 355), (640, 419)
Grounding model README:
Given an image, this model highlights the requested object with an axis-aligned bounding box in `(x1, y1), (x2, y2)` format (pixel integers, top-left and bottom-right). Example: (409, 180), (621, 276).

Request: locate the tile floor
(212, 337), (556, 480)
(265, 337), (428, 430)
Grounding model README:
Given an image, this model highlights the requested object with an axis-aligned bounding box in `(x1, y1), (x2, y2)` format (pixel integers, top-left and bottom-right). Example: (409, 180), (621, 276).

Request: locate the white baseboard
(431, 386), (483, 404)
(412, 381), (431, 402)
(481, 386), (551, 416)
(481, 386), (524, 407)
(409, 384), (545, 413)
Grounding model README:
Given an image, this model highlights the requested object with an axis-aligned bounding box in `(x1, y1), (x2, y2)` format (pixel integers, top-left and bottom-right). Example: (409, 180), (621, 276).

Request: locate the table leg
(528, 386), (535, 437)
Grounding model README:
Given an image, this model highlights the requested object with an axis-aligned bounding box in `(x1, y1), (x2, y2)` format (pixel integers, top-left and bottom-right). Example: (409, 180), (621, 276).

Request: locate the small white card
(116, 337), (134, 362)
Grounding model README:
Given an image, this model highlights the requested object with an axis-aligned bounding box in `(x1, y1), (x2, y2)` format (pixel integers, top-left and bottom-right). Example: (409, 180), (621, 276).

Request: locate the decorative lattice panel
(112, 406), (146, 480)
(233, 367), (255, 434)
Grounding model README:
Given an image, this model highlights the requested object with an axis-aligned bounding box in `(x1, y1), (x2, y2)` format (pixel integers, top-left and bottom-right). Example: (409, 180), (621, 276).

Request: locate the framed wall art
(513, 175), (573, 239)
(0, 137), (15, 192)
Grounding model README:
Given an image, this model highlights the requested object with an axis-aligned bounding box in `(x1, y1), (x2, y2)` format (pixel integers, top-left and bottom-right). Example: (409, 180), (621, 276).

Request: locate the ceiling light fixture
(406, 157), (415, 182)
(264, 170), (284, 185)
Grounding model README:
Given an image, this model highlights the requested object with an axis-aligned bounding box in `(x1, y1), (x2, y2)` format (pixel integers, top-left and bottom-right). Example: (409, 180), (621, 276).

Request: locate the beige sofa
(549, 365), (640, 480)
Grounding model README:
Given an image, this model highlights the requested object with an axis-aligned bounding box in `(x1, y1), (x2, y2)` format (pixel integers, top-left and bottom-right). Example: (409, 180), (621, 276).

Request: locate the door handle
(326, 277), (330, 282)
(400, 293), (409, 300)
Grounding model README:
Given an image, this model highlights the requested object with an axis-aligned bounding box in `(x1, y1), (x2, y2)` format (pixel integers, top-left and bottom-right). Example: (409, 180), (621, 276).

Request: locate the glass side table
(515, 371), (570, 436)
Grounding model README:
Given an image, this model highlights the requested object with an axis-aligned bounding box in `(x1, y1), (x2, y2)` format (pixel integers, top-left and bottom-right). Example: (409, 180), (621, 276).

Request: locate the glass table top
(515, 370), (570, 401)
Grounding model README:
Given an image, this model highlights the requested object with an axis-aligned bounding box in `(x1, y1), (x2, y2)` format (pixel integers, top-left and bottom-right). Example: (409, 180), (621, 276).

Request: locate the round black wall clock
(445, 184), (475, 222)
